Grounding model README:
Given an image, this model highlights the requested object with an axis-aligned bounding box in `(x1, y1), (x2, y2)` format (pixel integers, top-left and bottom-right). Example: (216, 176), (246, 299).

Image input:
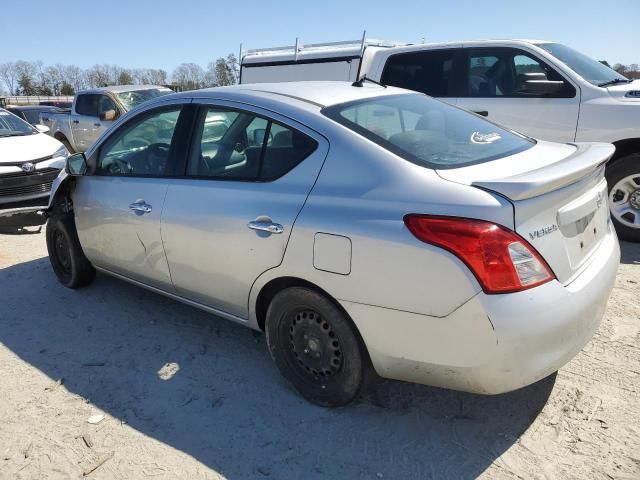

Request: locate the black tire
(265, 287), (370, 407)
(46, 213), (95, 288)
(606, 154), (640, 242)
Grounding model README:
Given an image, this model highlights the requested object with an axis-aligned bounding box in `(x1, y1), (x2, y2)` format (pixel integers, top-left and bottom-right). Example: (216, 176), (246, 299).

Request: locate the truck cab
(41, 85), (173, 153)
(240, 37), (640, 241)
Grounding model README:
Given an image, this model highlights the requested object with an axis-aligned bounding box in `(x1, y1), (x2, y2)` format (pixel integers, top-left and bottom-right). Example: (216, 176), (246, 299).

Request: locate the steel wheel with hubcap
(606, 154), (640, 242)
(266, 287), (371, 407)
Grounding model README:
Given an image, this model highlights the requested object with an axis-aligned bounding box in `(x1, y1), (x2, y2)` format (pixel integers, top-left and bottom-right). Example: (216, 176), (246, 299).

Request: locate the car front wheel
(46, 213), (95, 288)
(265, 287), (370, 407)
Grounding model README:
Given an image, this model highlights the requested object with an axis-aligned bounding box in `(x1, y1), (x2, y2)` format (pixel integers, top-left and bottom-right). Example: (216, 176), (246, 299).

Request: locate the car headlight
(53, 144), (70, 159)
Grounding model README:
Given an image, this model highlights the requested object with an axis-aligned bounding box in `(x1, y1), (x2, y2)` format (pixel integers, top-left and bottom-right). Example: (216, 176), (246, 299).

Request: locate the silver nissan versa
(40, 81), (619, 406)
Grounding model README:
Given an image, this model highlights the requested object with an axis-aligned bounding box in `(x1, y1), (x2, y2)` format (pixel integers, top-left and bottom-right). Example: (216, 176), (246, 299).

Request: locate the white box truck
(241, 35), (640, 241)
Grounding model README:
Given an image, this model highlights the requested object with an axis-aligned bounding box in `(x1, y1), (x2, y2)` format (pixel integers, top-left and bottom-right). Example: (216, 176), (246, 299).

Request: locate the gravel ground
(0, 230), (638, 480)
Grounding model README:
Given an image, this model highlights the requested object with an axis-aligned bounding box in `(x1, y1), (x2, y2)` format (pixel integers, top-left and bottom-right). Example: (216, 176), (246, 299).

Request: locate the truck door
(455, 47), (580, 142)
(71, 94), (103, 152)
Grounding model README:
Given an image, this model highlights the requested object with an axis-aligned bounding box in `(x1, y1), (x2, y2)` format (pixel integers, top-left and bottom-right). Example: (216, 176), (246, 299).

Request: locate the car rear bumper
(341, 226), (620, 394)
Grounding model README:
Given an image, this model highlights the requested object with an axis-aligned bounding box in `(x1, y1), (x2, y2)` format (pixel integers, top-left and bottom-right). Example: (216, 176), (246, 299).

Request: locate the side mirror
(100, 109), (117, 121)
(66, 153), (87, 176)
(35, 124), (50, 134)
(519, 80), (565, 95)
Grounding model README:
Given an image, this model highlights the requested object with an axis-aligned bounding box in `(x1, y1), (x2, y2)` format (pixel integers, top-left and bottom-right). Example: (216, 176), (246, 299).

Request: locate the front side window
(98, 95), (117, 116)
(187, 107), (317, 181)
(323, 93), (534, 169)
(467, 48), (574, 98)
(381, 49), (456, 97)
(97, 107), (181, 176)
(0, 109), (37, 136)
(75, 94), (99, 116)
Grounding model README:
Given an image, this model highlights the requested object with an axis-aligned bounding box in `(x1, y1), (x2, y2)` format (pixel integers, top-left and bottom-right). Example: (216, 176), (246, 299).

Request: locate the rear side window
(322, 93), (534, 169)
(381, 50), (456, 97)
(75, 94), (99, 116)
(187, 107), (317, 181)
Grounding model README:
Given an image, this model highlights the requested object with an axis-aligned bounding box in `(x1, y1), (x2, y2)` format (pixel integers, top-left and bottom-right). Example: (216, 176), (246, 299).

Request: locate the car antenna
(352, 75), (387, 88)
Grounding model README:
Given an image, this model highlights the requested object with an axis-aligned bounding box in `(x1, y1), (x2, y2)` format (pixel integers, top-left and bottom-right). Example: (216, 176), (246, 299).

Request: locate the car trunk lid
(437, 141), (615, 284)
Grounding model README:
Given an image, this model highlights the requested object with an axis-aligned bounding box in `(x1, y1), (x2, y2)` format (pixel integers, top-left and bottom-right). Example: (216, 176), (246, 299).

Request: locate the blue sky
(4, 0), (639, 71)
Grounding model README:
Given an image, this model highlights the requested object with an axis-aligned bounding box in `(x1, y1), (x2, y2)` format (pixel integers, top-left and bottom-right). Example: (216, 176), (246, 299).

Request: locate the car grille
(0, 168), (60, 197)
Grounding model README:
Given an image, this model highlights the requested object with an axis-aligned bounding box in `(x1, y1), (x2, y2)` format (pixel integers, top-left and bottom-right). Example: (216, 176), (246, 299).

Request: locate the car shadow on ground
(620, 240), (640, 265)
(0, 257), (556, 479)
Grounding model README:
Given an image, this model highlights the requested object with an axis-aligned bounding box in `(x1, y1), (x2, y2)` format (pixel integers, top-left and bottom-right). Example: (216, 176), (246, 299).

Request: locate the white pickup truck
(241, 37), (640, 241)
(41, 85), (172, 153)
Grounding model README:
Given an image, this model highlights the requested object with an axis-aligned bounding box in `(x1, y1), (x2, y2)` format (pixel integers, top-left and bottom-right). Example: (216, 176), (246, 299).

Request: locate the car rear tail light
(403, 215), (555, 293)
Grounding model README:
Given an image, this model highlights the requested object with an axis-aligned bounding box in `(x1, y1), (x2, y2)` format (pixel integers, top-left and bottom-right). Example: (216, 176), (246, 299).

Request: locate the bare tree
(172, 63), (205, 90)
(0, 62), (18, 94)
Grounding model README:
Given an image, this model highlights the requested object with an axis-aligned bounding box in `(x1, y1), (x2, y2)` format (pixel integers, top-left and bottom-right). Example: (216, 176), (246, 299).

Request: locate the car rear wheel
(265, 287), (370, 407)
(607, 154), (640, 242)
(46, 213), (95, 288)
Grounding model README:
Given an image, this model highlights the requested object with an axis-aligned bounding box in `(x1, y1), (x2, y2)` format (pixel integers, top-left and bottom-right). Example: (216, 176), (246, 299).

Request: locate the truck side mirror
(100, 109), (118, 121)
(66, 153), (88, 176)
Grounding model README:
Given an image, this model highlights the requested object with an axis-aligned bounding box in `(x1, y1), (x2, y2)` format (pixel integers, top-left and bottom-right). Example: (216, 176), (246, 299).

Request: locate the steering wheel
(141, 143), (170, 174)
(108, 157), (132, 174)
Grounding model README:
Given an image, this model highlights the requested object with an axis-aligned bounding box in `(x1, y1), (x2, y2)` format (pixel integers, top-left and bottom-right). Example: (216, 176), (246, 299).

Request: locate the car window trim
(461, 47), (577, 99)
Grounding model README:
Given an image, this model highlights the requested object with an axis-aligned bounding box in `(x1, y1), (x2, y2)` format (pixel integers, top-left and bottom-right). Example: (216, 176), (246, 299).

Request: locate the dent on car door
(455, 47), (580, 142)
(72, 104), (189, 289)
(161, 103), (328, 318)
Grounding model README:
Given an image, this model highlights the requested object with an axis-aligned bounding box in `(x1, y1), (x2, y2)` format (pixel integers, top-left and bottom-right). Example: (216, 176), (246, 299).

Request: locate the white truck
(40, 85), (172, 153)
(241, 36), (640, 241)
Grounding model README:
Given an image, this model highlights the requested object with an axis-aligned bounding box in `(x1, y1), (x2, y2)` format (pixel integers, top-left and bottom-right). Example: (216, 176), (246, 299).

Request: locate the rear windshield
(322, 93), (534, 169)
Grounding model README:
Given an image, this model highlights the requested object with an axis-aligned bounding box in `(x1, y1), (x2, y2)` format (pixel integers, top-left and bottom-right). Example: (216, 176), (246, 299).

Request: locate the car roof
(6, 105), (59, 110)
(182, 81), (411, 109)
(80, 84), (171, 94)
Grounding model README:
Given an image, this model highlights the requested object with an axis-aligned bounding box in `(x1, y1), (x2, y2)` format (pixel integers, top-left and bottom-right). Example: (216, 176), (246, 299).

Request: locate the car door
(161, 101), (328, 318)
(71, 93), (102, 152)
(73, 102), (188, 290)
(455, 47), (580, 142)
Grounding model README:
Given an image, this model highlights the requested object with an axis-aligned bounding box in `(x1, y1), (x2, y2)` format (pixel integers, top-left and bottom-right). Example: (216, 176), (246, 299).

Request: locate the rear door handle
(94, 122), (101, 127)
(474, 110), (489, 117)
(247, 220), (284, 234)
(72, 119), (79, 124)
(129, 201), (152, 214)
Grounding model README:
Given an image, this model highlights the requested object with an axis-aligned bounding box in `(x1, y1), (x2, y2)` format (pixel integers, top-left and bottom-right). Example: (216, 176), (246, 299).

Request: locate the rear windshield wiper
(598, 78), (632, 87)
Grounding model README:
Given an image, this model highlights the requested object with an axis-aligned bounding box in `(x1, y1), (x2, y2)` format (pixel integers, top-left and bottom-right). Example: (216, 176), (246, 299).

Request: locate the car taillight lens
(403, 215), (555, 294)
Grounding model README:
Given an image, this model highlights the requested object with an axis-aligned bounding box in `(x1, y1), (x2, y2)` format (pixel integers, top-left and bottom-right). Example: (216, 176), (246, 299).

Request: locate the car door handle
(129, 202), (152, 214)
(72, 120), (79, 124)
(94, 122), (101, 127)
(474, 110), (489, 117)
(247, 220), (284, 234)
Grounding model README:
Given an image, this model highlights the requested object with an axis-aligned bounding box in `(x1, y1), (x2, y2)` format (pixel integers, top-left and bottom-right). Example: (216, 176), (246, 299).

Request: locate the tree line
(600, 61), (640, 79)
(0, 54), (239, 96)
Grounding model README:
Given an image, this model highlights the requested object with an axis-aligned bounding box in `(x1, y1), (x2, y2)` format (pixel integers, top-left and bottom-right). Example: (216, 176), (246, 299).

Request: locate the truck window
(465, 48), (575, 98)
(381, 50), (456, 97)
(75, 94), (100, 116)
(98, 95), (117, 115)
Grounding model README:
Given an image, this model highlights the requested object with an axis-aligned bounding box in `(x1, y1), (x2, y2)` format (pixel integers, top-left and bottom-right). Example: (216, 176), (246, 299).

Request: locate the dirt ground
(0, 230), (638, 480)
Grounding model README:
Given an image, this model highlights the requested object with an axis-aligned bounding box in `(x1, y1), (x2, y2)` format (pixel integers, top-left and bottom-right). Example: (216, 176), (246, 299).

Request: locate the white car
(0, 108), (68, 212)
(34, 82), (618, 406)
(241, 37), (640, 241)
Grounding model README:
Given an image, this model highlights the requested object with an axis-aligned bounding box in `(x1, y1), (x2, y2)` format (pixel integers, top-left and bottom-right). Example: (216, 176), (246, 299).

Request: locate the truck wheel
(607, 154), (640, 242)
(265, 287), (370, 407)
(46, 213), (95, 288)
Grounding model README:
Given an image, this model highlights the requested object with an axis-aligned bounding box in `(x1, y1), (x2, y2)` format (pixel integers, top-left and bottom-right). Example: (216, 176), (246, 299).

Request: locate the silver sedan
(44, 82), (619, 406)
